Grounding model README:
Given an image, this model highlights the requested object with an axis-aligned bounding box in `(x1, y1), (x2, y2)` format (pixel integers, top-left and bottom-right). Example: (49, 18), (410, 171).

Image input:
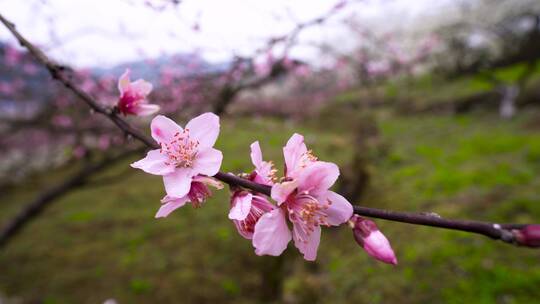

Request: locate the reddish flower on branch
(350, 215), (397, 265)
(131, 113), (223, 204)
(156, 176), (223, 218)
(117, 69), (160, 116)
(253, 134), (354, 261)
(229, 191), (275, 239)
(228, 141), (276, 238)
(514, 224), (540, 247)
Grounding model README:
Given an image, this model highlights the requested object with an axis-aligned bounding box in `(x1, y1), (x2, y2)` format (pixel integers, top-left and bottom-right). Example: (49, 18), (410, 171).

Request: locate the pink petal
(253, 208), (291, 256)
(151, 115), (183, 143)
(283, 133), (307, 177)
(271, 180), (298, 205)
(163, 168), (194, 197)
(192, 148), (223, 176)
(363, 230), (398, 265)
(185, 112), (220, 148)
(130, 149), (174, 175)
(130, 79), (153, 96)
(133, 103), (160, 116)
(297, 161), (339, 195)
(118, 69), (130, 95)
(293, 224), (321, 261)
(193, 175), (224, 189)
(228, 193), (252, 220)
(155, 195), (189, 218)
(250, 141), (263, 167)
(319, 191), (353, 226)
(250, 141), (274, 185)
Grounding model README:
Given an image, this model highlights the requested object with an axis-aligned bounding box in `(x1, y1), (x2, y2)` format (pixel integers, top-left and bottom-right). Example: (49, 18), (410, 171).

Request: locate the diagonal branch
(1, 12), (538, 249)
(0, 146), (144, 248)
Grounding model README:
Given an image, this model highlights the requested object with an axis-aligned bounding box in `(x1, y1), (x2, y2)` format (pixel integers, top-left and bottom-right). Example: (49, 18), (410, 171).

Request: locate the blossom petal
(253, 208), (292, 256)
(185, 112), (220, 148)
(283, 133), (307, 176)
(131, 79), (153, 96)
(118, 69), (130, 94)
(155, 195), (189, 218)
(193, 175), (223, 189)
(163, 168), (194, 197)
(250, 141), (263, 167)
(320, 191), (354, 226)
(133, 103), (160, 116)
(192, 148), (223, 176)
(250, 141), (274, 185)
(228, 193), (252, 220)
(297, 161), (339, 195)
(293, 225), (321, 261)
(151, 115), (183, 143)
(271, 180), (298, 205)
(130, 149), (174, 175)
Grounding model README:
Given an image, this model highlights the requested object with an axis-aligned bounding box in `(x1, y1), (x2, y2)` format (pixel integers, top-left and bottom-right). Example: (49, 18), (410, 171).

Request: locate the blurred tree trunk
(499, 85), (519, 119)
(338, 114), (381, 202)
(259, 254), (286, 302)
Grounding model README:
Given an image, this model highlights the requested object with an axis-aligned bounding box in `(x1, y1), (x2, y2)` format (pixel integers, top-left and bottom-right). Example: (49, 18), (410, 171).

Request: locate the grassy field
(1, 108), (540, 303)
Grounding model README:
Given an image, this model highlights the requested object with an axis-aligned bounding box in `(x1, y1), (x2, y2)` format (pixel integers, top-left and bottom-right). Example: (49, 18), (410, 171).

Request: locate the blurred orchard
(1, 0), (540, 303)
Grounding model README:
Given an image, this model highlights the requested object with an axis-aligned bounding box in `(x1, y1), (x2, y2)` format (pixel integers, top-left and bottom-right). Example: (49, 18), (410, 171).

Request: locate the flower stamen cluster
(161, 129), (199, 168)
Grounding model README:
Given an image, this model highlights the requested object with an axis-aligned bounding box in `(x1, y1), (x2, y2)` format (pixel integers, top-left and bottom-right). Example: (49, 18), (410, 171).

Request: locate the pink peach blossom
(117, 69), (159, 116)
(131, 113), (223, 200)
(350, 215), (397, 265)
(156, 175), (223, 218)
(228, 141), (276, 239)
(229, 191), (275, 239)
(253, 133), (354, 261)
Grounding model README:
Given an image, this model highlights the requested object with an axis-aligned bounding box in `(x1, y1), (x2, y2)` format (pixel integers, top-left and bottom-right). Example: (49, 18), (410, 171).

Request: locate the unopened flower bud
(514, 225), (540, 247)
(350, 215), (398, 265)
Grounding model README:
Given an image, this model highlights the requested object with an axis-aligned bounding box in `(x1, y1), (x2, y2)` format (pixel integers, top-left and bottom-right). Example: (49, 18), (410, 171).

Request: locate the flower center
(160, 129), (199, 168)
(118, 91), (142, 112)
(287, 192), (331, 242)
(188, 181), (210, 208)
(240, 197), (274, 233)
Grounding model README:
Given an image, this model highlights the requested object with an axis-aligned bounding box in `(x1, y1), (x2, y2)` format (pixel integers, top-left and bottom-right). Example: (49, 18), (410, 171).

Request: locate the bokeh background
(1, 0), (540, 303)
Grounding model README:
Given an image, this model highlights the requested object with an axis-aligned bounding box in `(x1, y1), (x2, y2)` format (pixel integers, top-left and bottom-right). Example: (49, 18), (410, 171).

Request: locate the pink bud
(515, 225), (540, 247)
(350, 215), (397, 265)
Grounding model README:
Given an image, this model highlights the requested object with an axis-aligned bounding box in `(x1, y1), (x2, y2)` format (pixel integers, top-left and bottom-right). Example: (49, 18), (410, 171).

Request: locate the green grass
(2, 110), (540, 303)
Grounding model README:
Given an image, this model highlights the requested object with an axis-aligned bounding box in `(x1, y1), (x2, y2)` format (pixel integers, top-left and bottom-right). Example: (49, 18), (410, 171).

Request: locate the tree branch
(0, 146), (144, 248)
(1, 12), (538, 249)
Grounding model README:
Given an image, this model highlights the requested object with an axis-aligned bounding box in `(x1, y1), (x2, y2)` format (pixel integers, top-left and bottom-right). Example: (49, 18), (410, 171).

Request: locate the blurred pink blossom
(52, 115), (73, 127)
(4, 45), (21, 66)
(117, 69), (160, 116)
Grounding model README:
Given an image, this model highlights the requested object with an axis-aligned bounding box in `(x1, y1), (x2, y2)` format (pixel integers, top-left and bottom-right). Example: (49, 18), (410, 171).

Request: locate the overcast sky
(0, 0), (455, 68)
